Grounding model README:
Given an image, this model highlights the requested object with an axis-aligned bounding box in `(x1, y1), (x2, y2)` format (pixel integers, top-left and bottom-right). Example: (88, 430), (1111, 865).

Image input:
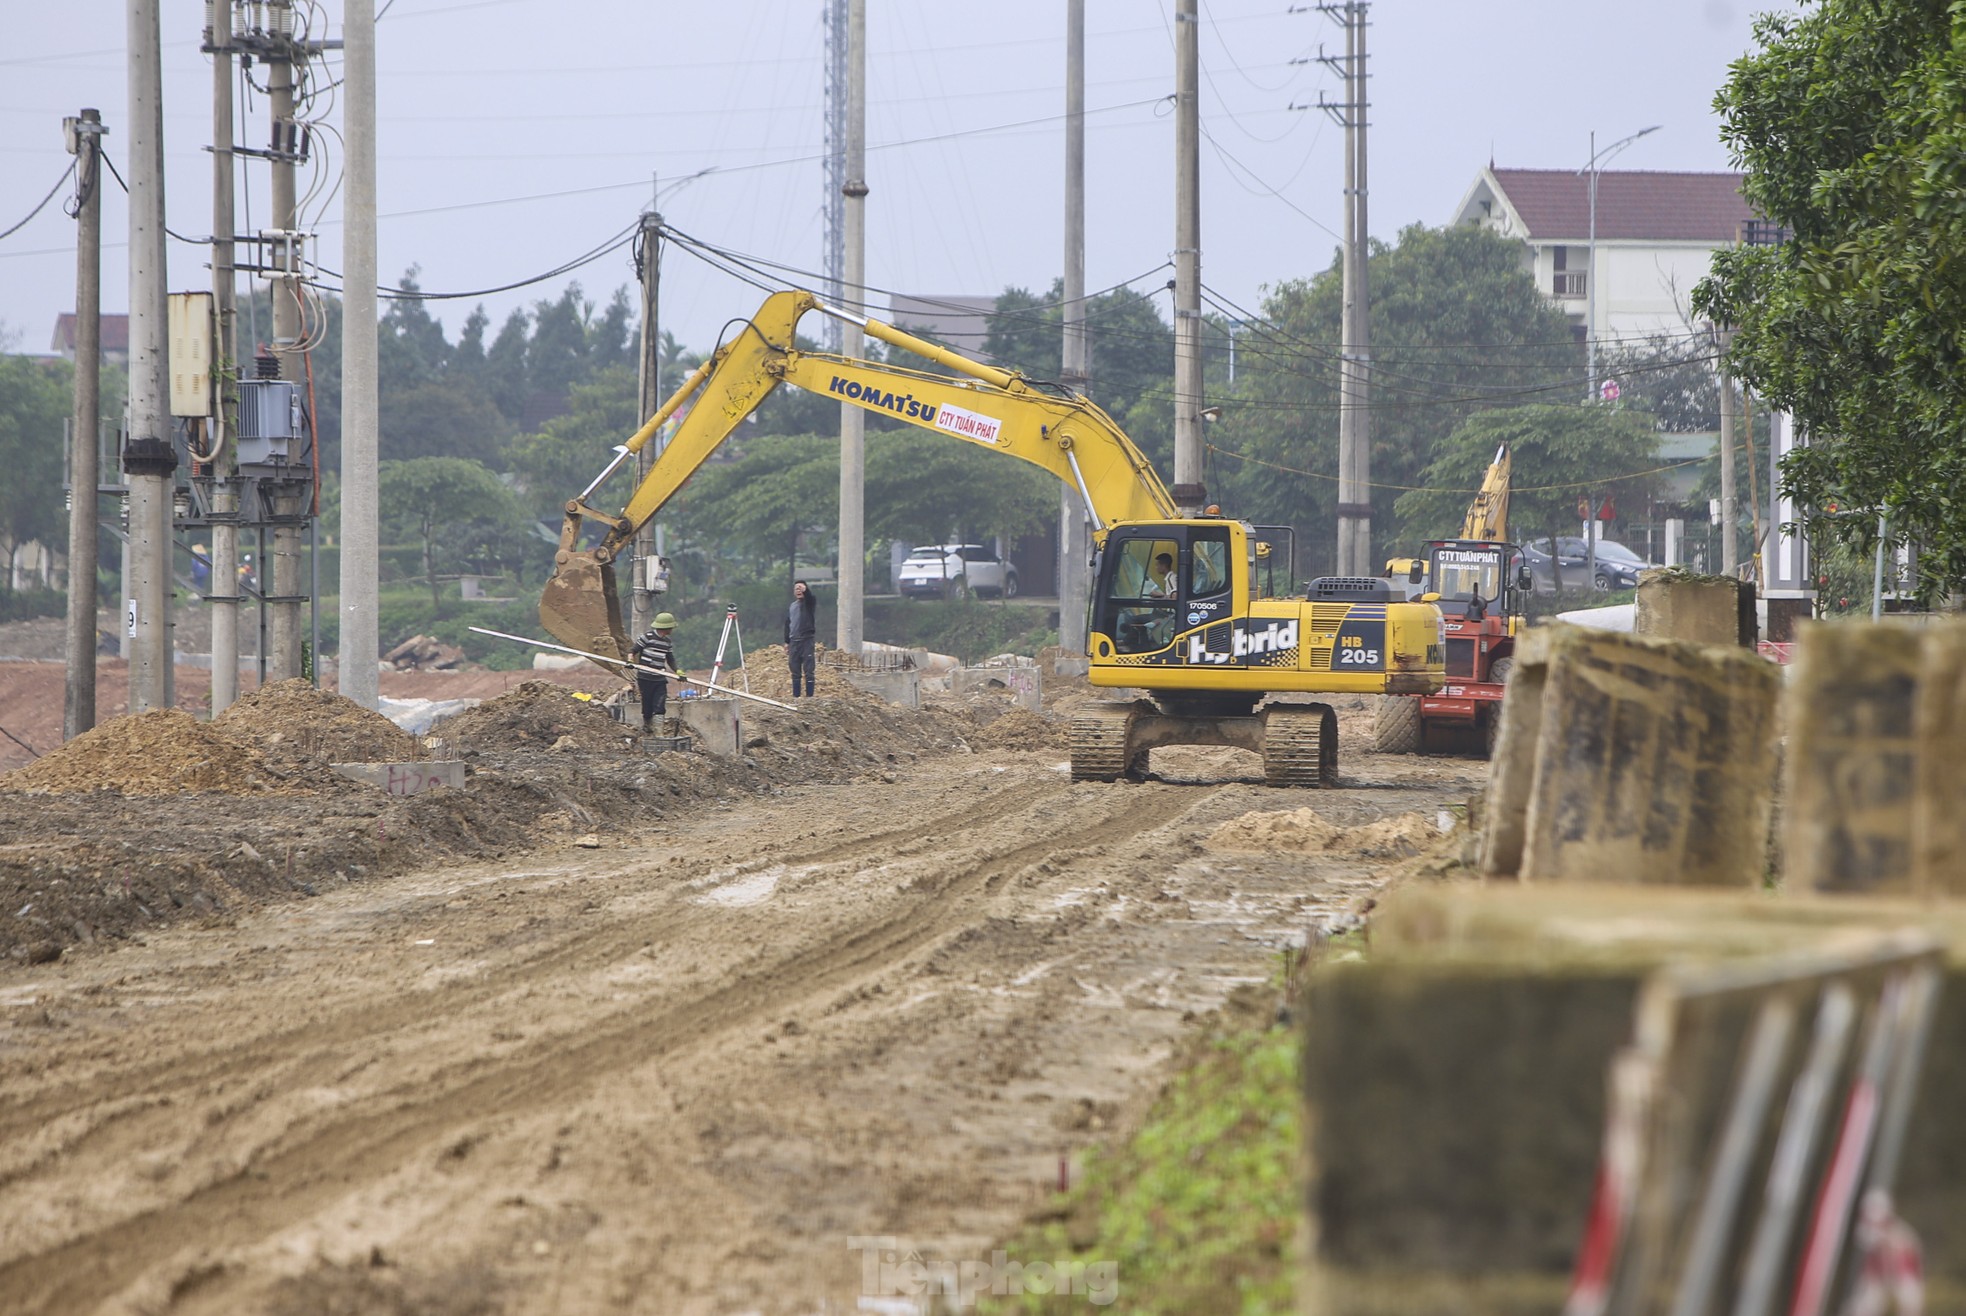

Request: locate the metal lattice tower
(821, 0), (847, 350)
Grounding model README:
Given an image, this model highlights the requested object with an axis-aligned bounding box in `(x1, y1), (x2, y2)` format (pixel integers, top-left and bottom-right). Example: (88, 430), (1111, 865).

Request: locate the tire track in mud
(0, 777), (1211, 1313)
(0, 777), (1061, 1161)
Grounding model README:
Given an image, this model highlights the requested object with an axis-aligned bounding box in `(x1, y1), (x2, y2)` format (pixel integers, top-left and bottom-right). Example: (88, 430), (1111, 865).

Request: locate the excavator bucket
(539, 550), (632, 672)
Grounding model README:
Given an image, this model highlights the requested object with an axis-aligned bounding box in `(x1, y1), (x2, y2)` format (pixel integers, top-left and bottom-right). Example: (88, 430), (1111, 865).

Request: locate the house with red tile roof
(1451, 168), (1754, 345)
(51, 312), (130, 366)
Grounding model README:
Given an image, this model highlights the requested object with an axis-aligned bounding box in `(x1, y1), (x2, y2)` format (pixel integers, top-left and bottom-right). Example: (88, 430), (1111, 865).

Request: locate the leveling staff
(630, 613), (679, 732)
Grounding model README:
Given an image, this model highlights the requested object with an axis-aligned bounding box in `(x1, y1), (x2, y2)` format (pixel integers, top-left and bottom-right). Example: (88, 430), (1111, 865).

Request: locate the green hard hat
(653, 612), (678, 628)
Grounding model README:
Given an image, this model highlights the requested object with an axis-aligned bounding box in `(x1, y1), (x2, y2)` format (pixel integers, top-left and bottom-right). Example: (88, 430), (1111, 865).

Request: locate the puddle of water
(698, 865), (784, 908)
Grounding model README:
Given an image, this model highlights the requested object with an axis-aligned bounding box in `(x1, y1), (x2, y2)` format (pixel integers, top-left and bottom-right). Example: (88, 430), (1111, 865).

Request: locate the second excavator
(538, 288), (1445, 786)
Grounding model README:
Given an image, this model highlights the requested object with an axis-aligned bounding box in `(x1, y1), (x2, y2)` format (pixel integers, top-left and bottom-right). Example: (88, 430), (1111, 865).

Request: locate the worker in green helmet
(630, 611), (680, 732)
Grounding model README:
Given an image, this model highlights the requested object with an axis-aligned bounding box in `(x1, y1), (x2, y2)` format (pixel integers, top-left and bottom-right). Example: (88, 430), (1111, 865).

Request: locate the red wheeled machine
(1374, 538), (1530, 756)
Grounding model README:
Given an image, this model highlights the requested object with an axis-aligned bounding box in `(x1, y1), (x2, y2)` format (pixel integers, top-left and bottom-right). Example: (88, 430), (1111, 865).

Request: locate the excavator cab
(1091, 522), (1241, 661)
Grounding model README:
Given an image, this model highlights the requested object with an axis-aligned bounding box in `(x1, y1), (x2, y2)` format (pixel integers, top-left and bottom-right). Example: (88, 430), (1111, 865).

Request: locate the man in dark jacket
(785, 580), (818, 697)
(630, 612), (679, 731)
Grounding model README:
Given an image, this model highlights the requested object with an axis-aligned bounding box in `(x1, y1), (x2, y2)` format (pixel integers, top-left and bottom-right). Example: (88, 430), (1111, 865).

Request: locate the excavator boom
(540, 288), (1173, 665)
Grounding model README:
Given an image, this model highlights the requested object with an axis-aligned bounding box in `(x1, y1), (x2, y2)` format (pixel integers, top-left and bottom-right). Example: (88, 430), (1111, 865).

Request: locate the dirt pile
(431, 680), (631, 754)
(216, 678), (419, 769)
(1205, 805), (1441, 858)
(0, 708), (300, 796)
(967, 707), (1066, 752)
(729, 644), (887, 704)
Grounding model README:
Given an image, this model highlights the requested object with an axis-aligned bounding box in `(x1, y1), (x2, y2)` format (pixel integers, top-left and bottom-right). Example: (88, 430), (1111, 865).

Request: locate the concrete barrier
(1633, 570), (1755, 646)
(1478, 624), (1781, 885)
(1916, 620), (1966, 894)
(950, 664), (1041, 712)
(842, 669), (921, 709)
(1784, 622), (1923, 893)
(676, 697), (740, 757)
(330, 759), (465, 796)
(1301, 883), (1966, 1316)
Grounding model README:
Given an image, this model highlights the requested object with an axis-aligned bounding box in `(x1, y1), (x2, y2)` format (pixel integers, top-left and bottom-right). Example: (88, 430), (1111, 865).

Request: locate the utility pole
(207, 1), (241, 714)
(821, 0), (848, 353)
(837, 0), (867, 656)
(1320, 3), (1370, 575)
(125, 0), (175, 715)
(1059, 0), (1090, 651)
(63, 108), (106, 740)
(632, 204), (662, 640)
(340, 0), (379, 709)
(265, 0), (304, 682)
(1170, 0), (1206, 516)
(1718, 357), (1738, 577)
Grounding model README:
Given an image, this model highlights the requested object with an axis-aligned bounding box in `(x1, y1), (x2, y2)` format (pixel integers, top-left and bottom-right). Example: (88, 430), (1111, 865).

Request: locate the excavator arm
(540, 288), (1176, 664)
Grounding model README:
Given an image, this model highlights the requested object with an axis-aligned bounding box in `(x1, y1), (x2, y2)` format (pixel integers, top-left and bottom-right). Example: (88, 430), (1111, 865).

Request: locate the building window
(1553, 245), (1568, 271)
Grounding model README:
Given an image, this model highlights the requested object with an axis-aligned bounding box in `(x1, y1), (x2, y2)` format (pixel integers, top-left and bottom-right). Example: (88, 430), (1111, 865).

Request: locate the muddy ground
(0, 628), (1484, 1314)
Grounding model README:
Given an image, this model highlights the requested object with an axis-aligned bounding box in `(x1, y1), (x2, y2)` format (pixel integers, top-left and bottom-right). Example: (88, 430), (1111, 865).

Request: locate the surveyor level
(466, 627), (797, 712)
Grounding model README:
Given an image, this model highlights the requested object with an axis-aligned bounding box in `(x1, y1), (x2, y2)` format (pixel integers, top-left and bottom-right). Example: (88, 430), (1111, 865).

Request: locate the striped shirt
(630, 628), (676, 675)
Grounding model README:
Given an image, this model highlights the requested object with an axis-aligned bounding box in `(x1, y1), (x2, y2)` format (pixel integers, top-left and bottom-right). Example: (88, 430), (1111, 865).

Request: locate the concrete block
(951, 664), (1041, 712)
(330, 759), (465, 796)
(1633, 570), (1755, 646)
(1479, 624), (1781, 885)
(1915, 620), (1966, 894)
(676, 697), (740, 757)
(1301, 883), (1966, 1316)
(1784, 622), (1922, 893)
(842, 668), (920, 709)
(638, 735), (691, 755)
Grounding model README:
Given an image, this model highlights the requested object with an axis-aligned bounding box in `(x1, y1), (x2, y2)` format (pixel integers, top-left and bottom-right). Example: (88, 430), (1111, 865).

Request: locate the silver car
(896, 544), (1019, 599)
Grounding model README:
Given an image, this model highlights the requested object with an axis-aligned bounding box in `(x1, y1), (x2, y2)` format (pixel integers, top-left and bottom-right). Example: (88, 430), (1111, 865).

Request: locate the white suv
(896, 544), (1019, 599)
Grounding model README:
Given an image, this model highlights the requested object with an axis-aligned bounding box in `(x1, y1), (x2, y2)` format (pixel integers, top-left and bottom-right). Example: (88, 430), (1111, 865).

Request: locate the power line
(0, 159), (77, 242)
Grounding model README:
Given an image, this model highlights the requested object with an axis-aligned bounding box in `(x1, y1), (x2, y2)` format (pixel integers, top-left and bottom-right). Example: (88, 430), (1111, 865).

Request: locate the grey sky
(1, 0), (1793, 362)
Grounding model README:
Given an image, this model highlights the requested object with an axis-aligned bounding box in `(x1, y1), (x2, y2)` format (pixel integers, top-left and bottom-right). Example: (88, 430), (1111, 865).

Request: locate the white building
(1451, 167), (1754, 344)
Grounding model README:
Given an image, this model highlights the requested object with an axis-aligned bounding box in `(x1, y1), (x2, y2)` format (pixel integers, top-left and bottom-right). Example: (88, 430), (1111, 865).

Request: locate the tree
(865, 432), (1057, 548)
(668, 432), (839, 589)
(1694, 0), (1966, 600)
(1211, 224), (1581, 575)
(0, 356), (70, 588)
(504, 365), (641, 523)
(378, 456), (533, 608)
(1393, 404), (1665, 558)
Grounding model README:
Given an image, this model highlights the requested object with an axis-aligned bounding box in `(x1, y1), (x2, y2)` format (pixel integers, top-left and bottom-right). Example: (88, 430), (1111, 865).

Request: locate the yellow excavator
(539, 289), (1445, 785)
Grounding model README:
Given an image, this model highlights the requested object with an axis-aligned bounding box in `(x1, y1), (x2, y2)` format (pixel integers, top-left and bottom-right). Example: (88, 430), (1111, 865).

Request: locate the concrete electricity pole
(1322, 2), (1371, 575)
(125, 0), (175, 715)
(208, 1), (242, 714)
(339, 0), (380, 709)
(63, 108), (106, 740)
(632, 206), (662, 640)
(837, 0), (867, 656)
(265, 0), (305, 682)
(1059, 0), (1090, 651)
(1718, 361), (1738, 577)
(1170, 0), (1206, 516)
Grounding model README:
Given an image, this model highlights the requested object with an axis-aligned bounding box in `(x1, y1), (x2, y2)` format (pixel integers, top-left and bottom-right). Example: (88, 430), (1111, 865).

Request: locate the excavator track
(1263, 703), (1338, 787)
(1069, 702), (1144, 783)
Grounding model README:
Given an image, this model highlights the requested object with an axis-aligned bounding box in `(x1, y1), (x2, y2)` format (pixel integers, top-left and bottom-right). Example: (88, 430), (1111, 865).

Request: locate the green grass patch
(982, 998), (1301, 1315)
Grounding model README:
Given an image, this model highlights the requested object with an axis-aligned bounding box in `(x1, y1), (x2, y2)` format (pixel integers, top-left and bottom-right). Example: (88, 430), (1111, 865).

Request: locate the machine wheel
(1487, 657), (1515, 687)
(1593, 571), (1613, 592)
(1263, 703), (1336, 787)
(1069, 702), (1139, 782)
(1373, 695), (1423, 755)
(945, 576), (969, 600)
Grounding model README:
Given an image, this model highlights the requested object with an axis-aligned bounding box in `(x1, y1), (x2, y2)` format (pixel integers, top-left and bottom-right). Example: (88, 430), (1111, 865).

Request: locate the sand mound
(968, 708), (1065, 751)
(0, 708), (299, 796)
(1205, 806), (1439, 857)
(433, 680), (630, 754)
(216, 678), (419, 768)
(728, 645), (884, 705)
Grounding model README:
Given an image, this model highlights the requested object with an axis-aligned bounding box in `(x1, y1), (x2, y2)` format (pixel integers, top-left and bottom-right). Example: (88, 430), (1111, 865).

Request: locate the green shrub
(0, 588), (66, 624)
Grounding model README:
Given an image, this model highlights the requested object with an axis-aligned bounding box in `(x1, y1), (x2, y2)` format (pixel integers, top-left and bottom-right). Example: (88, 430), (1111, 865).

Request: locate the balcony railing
(1553, 271), (1587, 299)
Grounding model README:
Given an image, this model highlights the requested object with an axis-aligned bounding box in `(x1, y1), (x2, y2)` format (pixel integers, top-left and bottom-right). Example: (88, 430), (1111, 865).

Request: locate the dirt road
(0, 721), (1478, 1314)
